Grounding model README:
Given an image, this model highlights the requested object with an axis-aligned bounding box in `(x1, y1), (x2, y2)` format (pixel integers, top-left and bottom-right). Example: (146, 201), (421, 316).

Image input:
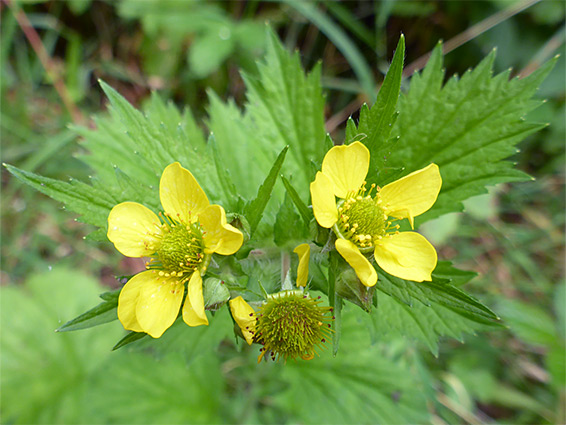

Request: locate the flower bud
(335, 268), (375, 312)
(203, 277), (230, 311)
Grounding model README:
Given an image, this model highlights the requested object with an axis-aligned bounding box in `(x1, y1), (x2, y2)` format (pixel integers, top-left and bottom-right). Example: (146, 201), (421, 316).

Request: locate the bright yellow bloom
(108, 162), (243, 338)
(310, 142), (442, 286)
(229, 244), (332, 362)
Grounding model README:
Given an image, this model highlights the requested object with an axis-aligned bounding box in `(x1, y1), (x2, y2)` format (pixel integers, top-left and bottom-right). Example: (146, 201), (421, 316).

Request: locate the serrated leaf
(274, 309), (430, 424)
(241, 28), (327, 201)
(387, 45), (557, 224)
(56, 296), (118, 332)
(4, 163), (117, 230)
(244, 145), (288, 236)
(209, 133), (240, 211)
(347, 35), (405, 183)
(377, 270), (500, 326)
(370, 291), (483, 356)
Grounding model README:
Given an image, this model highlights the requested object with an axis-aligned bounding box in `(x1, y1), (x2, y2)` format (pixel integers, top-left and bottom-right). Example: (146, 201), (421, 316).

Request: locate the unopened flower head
(229, 244), (333, 362)
(310, 142), (442, 286)
(107, 162), (243, 338)
(256, 290), (333, 362)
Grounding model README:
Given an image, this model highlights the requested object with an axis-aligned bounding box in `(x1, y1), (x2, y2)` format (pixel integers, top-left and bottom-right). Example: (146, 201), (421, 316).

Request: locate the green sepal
(328, 251), (342, 356)
(335, 268), (376, 313)
(112, 331), (148, 351)
(244, 145), (288, 236)
(274, 192), (309, 248)
(203, 277), (231, 311)
(56, 290), (120, 332)
(226, 213), (251, 244)
(280, 175), (312, 227)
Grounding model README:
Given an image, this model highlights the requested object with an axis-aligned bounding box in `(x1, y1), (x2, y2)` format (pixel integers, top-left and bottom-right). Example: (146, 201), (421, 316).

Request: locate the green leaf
(90, 352), (223, 424)
(209, 133), (240, 211)
(387, 45), (558, 224)
(4, 163), (117, 230)
(0, 267), (122, 424)
(241, 29), (327, 201)
(56, 296), (118, 332)
(346, 34), (405, 183)
(244, 145), (288, 236)
(280, 175), (312, 227)
(370, 290), (484, 356)
(274, 309), (430, 424)
(377, 271), (500, 326)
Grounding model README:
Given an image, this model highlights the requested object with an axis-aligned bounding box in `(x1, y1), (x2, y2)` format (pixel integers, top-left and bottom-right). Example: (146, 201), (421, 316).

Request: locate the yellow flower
(108, 162), (243, 338)
(310, 142), (442, 286)
(229, 244), (333, 362)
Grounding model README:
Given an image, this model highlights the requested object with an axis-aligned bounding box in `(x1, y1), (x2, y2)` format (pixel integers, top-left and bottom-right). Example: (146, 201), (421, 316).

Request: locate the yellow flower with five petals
(310, 142), (442, 286)
(108, 162), (243, 338)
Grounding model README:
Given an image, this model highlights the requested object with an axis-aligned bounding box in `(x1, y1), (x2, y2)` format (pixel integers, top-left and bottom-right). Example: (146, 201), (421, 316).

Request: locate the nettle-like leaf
(273, 309), (431, 424)
(209, 29), (327, 216)
(372, 257), (500, 354)
(5, 85), (221, 241)
(388, 43), (556, 224)
(345, 34), (405, 183)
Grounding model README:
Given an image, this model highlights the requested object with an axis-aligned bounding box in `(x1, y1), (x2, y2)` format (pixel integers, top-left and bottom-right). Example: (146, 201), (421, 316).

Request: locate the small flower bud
(203, 277), (230, 311)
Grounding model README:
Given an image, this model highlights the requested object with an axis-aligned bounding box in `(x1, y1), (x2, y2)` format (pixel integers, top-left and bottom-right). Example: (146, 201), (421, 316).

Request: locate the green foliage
(387, 44), (557, 225)
(0, 268), (122, 424)
(273, 309), (431, 424)
(345, 34), (405, 182)
(240, 30), (327, 200)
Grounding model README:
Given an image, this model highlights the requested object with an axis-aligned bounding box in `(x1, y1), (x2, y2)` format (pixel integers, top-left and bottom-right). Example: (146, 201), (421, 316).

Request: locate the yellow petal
(107, 202), (162, 257)
(321, 141), (369, 198)
(335, 238), (377, 287)
(379, 163), (442, 228)
(117, 271), (152, 333)
(310, 171), (338, 228)
(160, 162), (209, 223)
(182, 272), (209, 327)
(199, 204), (244, 255)
(135, 272), (185, 338)
(229, 296), (256, 345)
(374, 232), (437, 282)
(293, 243), (310, 287)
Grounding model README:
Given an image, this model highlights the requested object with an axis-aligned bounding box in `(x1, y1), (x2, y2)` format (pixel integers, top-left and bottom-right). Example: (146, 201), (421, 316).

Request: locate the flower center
(255, 290), (333, 362)
(147, 215), (207, 277)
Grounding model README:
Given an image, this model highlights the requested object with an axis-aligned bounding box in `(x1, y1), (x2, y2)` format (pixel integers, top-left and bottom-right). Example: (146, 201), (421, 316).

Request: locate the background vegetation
(1, 1), (564, 424)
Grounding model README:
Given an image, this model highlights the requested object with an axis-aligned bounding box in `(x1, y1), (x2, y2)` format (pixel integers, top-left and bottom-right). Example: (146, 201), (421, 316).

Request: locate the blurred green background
(1, 1), (564, 424)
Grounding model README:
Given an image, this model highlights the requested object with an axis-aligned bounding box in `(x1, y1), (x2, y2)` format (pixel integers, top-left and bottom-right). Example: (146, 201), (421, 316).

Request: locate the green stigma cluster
(334, 184), (399, 252)
(150, 214), (207, 277)
(255, 290), (333, 362)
